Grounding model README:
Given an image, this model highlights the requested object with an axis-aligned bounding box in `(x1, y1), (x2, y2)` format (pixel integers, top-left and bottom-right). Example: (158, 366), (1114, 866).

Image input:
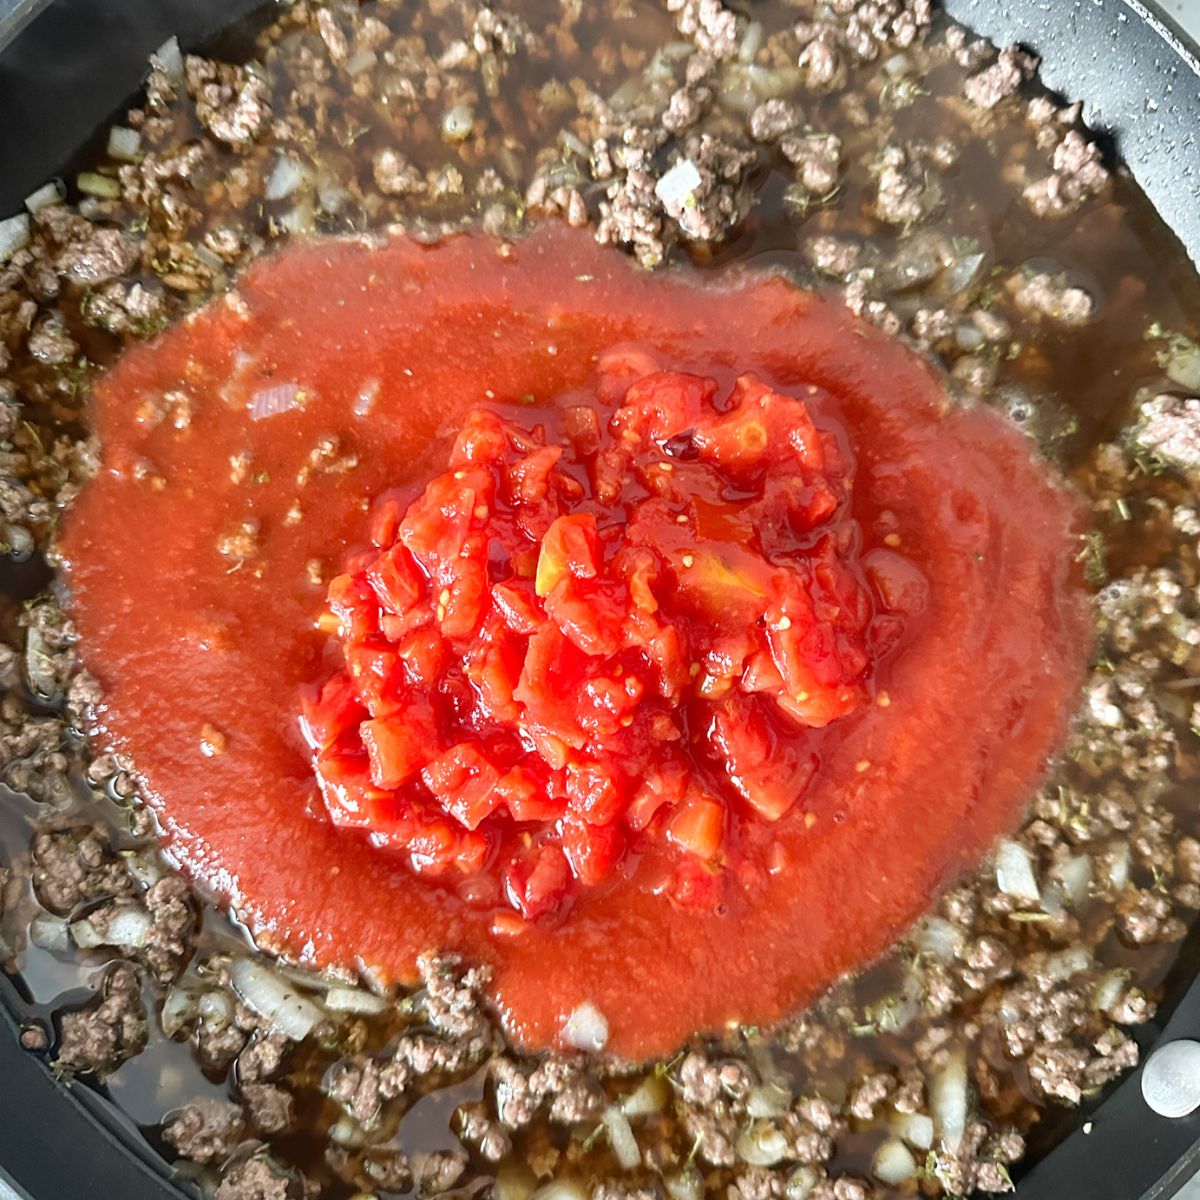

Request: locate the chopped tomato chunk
(306, 370), (894, 921)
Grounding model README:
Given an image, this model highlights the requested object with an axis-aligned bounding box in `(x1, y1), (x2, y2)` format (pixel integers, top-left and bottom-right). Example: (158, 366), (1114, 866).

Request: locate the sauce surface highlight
(60, 223), (1092, 1058)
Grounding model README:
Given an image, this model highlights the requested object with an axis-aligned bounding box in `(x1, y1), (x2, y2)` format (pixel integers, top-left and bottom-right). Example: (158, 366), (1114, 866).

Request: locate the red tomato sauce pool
(60, 223), (1091, 1059)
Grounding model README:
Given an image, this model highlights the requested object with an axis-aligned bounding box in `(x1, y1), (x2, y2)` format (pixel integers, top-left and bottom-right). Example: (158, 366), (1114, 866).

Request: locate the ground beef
(56, 962), (147, 1074)
(242, 1083), (294, 1135)
(214, 1156), (302, 1200)
(1010, 271), (1094, 325)
(1130, 394), (1200, 473)
(31, 827), (131, 915)
(964, 45), (1037, 109)
(185, 57), (272, 148)
(164, 1099), (247, 1164)
(412, 1148), (468, 1195)
(667, 0), (741, 60)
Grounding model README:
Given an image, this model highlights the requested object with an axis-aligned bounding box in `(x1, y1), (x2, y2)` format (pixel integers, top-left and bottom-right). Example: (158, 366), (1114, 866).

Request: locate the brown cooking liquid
(1, 0), (1199, 1195)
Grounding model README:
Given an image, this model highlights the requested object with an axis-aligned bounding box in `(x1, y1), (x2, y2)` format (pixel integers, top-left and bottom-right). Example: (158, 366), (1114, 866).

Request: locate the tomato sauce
(60, 223), (1091, 1059)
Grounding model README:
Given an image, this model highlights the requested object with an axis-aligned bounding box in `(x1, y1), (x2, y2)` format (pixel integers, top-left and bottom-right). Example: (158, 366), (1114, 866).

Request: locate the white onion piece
(198, 990), (233, 1031)
(123, 851), (164, 889)
(30, 912), (70, 953)
(664, 1172), (702, 1200)
(329, 1112), (368, 1148)
(562, 1001), (608, 1052)
(0, 213), (31, 264)
(530, 1180), (588, 1200)
(655, 159), (702, 209)
(345, 50), (378, 77)
(916, 916), (962, 962)
(931, 1049), (969, 1152)
(621, 1074), (669, 1117)
(1164, 337), (1200, 391)
(442, 104), (475, 143)
(1047, 946), (1092, 980)
(602, 1107), (640, 1170)
(231, 958), (324, 1041)
(161, 985), (197, 1035)
(1108, 842), (1132, 891)
(266, 155), (308, 201)
(1057, 854), (1093, 907)
(153, 36), (185, 82)
(494, 1163), (538, 1200)
(736, 1121), (789, 1166)
(738, 20), (764, 63)
(995, 838), (1040, 902)
(107, 125), (143, 162)
(873, 1137), (917, 1186)
(746, 1080), (792, 1118)
(1094, 969), (1130, 1013)
(24, 181), (64, 213)
(72, 906), (152, 949)
(323, 987), (388, 1015)
(784, 1166), (818, 1200)
(892, 1110), (934, 1150)
(249, 382), (302, 421)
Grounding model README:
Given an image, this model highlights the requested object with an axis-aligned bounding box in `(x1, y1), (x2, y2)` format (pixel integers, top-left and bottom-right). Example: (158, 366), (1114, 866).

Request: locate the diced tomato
(562, 815), (625, 886)
(314, 752), (399, 829)
(543, 577), (624, 657)
(566, 760), (625, 826)
(344, 641), (404, 716)
(503, 843), (571, 920)
(508, 445), (564, 506)
(491, 581), (542, 635)
(497, 763), (565, 823)
(612, 371), (716, 445)
(535, 513), (601, 597)
(671, 856), (725, 910)
(368, 492), (406, 548)
(327, 572), (379, 642)
(299, 673), (365, 751)
(422, 743), (502, 830)
(667, 797), (725, 861)
(361, 714), (434, 788)
(366, 543), (425, 614)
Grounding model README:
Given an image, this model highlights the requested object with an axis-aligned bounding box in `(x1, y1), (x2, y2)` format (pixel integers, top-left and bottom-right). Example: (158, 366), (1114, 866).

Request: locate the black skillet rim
(1, 0), (1199, 1197)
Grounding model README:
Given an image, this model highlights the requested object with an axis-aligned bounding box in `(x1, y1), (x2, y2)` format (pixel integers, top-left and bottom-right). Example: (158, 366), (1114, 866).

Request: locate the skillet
(0, 0), (1198, 1197)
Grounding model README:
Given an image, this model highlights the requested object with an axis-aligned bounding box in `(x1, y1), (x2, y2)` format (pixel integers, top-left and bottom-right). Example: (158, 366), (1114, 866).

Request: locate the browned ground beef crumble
(1, 0), (1200, 1197)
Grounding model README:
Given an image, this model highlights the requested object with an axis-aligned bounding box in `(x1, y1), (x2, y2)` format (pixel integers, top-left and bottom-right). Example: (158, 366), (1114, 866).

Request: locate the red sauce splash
(60, 224), (1091, 1059)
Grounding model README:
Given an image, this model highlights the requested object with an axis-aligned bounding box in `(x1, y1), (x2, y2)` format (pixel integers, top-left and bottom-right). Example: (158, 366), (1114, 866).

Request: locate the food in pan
(1, 1), (1199, 1198)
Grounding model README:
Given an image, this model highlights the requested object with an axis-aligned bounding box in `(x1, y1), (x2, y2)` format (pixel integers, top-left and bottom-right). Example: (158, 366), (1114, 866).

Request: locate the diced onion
(1046, 946), (1092, 980)
(736, 1120), (789, 1166)
(931, 1049), (969, 1152)
(0, 213), (31, 264)
(530, 1180), (588, 1200)
(602, 1107), (640, 1170)
(995, 838), (1040, 902)
(323, 987), (388, 1015)
(198, 990), (233, 1031)
(785, 1166), (818, 1200)
(161, 985), (197, 1036)
(738, 20), (764, 63)
(746, 1081), (792, 1118)
(344, 50), (378, 77)
(249, 382), (302, 421)
(231, 958), (324, 1041)
(892, 1110), (934, 1150)
(1164, 337), (1200, 391)
(620, 1074), (669, 1117)
(107, 125), (143, 162)
(1057, 854), (1093, 907)
(915, 916), (962, 963)
(71, 905), (152, 949)
(24, 181), (64, 213)
(664, 1171), (703, 1200)
(655, 159), (702, 209)
(30, 912), (70, 953)
(1108, 842), (1131, 891)
(77, 172), (121, 200)
(562, 1001), (608, 1052)
(266, 155), (308, 202)
(873, 1137), (918, 1186)
(494, 1163), (538, 1200)
(442, 104), (475, 143)
(153, 36), (185, 82)
(1094, 969), (1130, 1013)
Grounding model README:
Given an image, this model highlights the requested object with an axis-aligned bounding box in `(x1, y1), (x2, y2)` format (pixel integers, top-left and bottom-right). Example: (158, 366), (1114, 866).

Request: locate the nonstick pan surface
(0, 1), (1198, 1198)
